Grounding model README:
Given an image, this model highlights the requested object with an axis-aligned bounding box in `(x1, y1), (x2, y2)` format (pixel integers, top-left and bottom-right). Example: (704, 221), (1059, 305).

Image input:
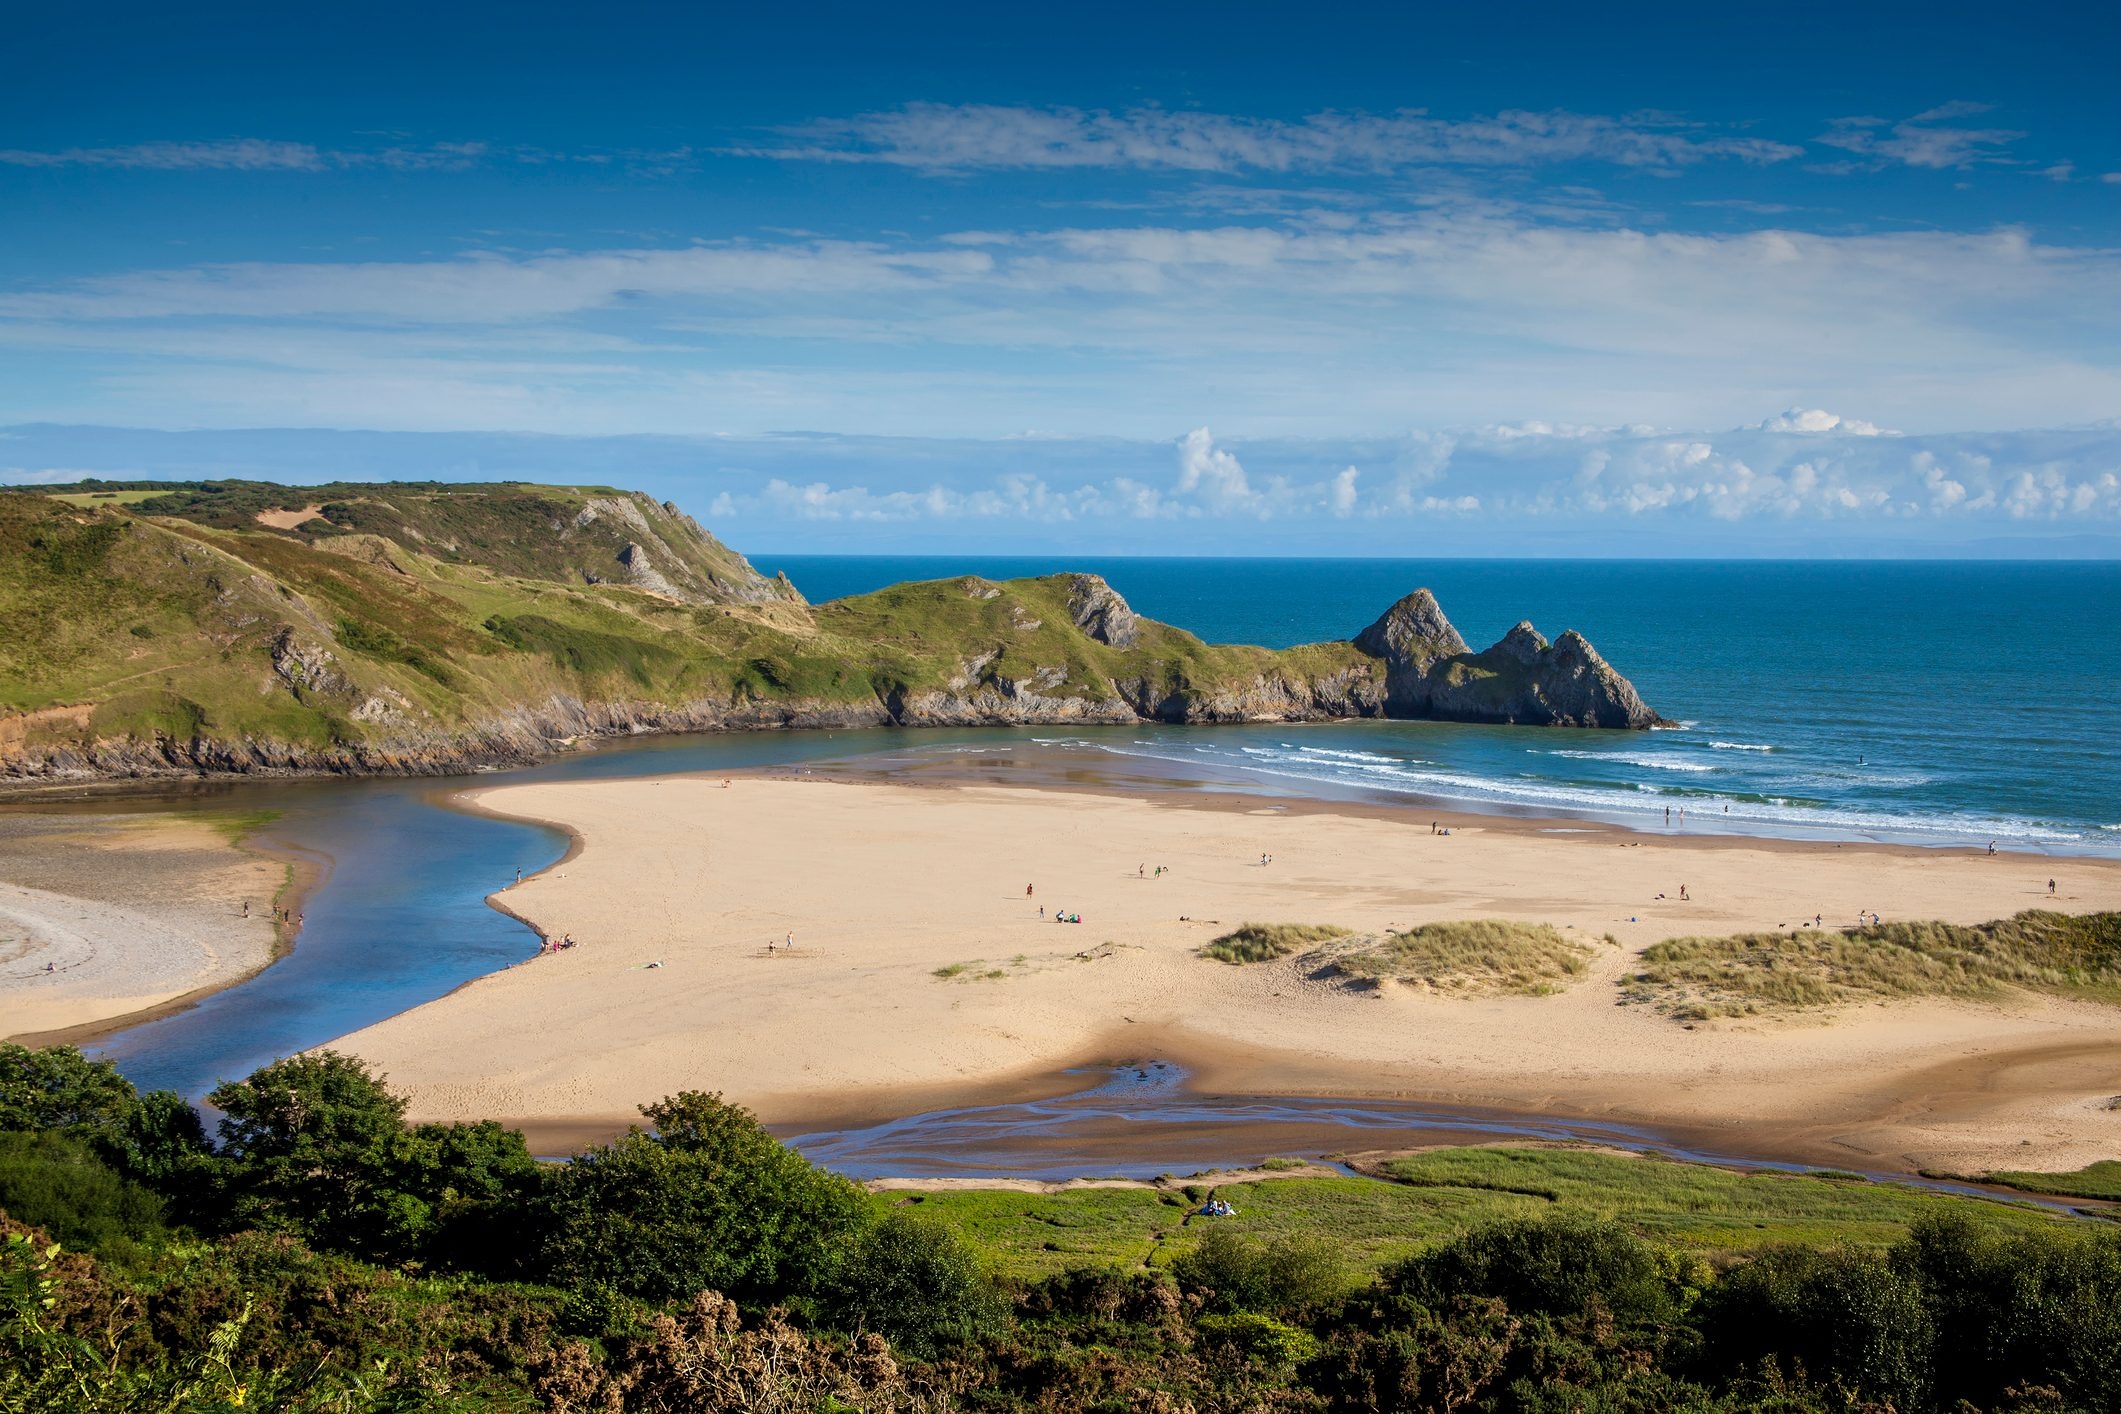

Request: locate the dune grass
(897, 1144), (2067, 1280)
(1200, 922), (1351, 964)
(1332, 918), (1596, 995)
(1621, 910), (2121, 1020)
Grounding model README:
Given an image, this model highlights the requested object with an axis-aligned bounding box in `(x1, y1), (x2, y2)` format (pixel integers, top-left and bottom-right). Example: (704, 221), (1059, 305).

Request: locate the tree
(207, 1050), (424, 1257)
(531, 1092), (866, 1306)
(0, 1045), (138, 1140)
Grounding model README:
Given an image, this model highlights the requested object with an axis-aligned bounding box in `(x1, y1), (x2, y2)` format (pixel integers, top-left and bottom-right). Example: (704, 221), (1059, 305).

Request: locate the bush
(0, 1131), (166, 1257)
(1694, 1246), (1931, 1409)
(1200, 923), (1350, 964)
(1171, 1224), (1346, 1317)
(0, 1044), (138, 1139)
(1385, 1214), (1672, 1325)
(820, 1209), (1004, 1357)
(530, 1091), (867, 1307)
(1196, 1310), (1319, 1368)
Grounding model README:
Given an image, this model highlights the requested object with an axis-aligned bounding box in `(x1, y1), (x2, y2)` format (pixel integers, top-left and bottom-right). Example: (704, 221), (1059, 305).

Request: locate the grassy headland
(1, 477), (1661, 782)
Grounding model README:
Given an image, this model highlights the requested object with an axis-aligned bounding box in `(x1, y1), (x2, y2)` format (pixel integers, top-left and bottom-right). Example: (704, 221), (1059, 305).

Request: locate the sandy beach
(0, 811), (287, 1041)
(337, 774), (2121, 1176)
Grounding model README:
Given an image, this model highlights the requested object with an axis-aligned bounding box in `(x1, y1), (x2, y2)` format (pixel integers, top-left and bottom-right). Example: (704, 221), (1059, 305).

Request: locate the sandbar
(0, 812), (287, 1041)
(337, 775), (2121, 1176)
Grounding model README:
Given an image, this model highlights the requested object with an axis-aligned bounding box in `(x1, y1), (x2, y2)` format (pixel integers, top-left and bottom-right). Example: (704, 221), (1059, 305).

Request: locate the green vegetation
(4, 1040), (2118, 1411)
(1623, 909), (2121, 1018)
(1201, 922), (1352, 963)
(1979, 1159), (2121, 1202)
(1333, 919), (1595, 995)
(0, 481), (1396, 767)
(903, 1146), (2067, 1282)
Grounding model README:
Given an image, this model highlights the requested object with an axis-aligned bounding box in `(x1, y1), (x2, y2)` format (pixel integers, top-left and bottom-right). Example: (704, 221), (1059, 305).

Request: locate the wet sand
(336, 773), (2121, 1177)
(0, 812), (290, 1042)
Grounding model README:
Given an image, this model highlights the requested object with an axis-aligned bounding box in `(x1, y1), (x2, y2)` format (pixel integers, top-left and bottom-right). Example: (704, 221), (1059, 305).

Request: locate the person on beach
(1026, 884), (1034, 897)
(241, 901), (250, 918)
(785, 931), (794, 950)
(2050, 878), (2058, 895)
(1679, 884), (1689, 901)
(1664, 806), (1671, 825)
(1139, 864), (1145, 878)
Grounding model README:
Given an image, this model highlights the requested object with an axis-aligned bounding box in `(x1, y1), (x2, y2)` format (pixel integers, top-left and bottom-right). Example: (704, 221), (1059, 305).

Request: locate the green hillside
(0, 480), (1389, 779)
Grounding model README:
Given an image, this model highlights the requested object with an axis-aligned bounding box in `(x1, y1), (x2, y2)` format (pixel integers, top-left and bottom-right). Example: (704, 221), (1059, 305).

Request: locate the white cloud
(0, 138), (495, 174)
(740, 103), (1803, 174)
(1755, 408), (1886, 435)
(1816, 102), (2024, 170)
(4, 212), (2119, 437)
(0, 139), (328, 171)
(1328, 465), (1359, 516)
(1176, 426), (1255, 509)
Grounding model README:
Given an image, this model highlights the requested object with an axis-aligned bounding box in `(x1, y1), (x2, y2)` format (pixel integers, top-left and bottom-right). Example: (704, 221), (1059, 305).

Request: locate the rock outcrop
(1352, 594), (1663, 729)
(1065, 573), (1141, 649)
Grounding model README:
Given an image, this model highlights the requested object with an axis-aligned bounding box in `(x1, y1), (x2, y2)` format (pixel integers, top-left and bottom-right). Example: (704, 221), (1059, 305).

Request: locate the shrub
(820, 1209), (1004, 1357)
(1196, 1310), (1320, 1368)
(0, 1131), (167, 1257)
(1171, 1224), (1346, 1317)
(1694, 1246), (1932, 1409)
(1385, 1214), (1672, 1325)
(530, 1091), (867, 1307)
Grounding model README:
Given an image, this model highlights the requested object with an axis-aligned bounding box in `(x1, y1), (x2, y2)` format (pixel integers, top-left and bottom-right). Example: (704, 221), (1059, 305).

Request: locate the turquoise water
(766, 557), (2121, 854)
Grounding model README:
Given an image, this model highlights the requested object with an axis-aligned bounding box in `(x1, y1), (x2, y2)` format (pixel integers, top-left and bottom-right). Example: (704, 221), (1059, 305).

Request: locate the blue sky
(3, 1), (2118, 554)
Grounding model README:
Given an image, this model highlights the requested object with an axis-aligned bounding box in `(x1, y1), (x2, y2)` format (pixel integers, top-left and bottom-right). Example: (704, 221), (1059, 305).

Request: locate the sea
(764, 557), (2121, 857)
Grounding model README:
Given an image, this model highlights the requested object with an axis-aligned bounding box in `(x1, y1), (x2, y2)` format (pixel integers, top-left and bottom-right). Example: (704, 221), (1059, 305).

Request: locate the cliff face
(1353, 594), (1663, 730)
(0, 485), (1664, 785)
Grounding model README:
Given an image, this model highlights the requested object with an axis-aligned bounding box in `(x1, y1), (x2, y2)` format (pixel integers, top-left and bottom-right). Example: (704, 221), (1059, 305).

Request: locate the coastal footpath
(1, 479), (1660, 784)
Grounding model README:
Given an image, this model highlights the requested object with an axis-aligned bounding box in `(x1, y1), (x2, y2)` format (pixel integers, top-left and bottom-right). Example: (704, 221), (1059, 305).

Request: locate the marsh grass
(901, 1144), (2066, 1279)
(1200, 923), (1350, 964)
(1333, 919), (1593, 995)
(1621, 910), (2121, 1019)
(1977, 1160), (2121, 1202)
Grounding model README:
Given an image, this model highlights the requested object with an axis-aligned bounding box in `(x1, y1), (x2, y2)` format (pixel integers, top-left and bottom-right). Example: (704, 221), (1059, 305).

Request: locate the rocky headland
(0, 481), (1662, 785)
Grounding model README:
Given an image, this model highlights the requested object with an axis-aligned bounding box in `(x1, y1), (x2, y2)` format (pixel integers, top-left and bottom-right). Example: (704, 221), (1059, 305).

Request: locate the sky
(2, 0), (2118, 555)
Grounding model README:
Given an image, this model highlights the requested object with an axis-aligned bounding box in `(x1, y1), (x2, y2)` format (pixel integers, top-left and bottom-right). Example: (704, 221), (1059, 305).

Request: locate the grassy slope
(0, 489), (1381, 762)
(903, 1145), (2070, 1282)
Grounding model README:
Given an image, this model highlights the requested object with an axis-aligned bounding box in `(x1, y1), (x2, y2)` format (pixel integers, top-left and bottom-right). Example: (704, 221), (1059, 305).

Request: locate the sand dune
(337, 775), (2121, 1176)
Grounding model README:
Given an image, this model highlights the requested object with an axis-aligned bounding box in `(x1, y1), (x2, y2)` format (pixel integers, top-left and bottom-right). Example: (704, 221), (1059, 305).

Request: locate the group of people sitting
(541, 933), (577, 953)
(1052, 911), (1083, 924)
(1194, 1199), (1238, 1218)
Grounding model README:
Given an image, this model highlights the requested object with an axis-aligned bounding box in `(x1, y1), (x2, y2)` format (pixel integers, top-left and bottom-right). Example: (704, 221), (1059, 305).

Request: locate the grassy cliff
(0, 480), (1394, 779)
(1, 477), (1661, 781)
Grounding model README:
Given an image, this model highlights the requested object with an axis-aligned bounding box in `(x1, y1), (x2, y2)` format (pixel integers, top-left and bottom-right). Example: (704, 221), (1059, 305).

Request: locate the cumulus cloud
(1816, 102), (2025, 170)
(1176, 426), (1255, 509)
(739, 103), (1803, 174)
(1755, 408), (1886, 436)
(8, 419), (2117, 548)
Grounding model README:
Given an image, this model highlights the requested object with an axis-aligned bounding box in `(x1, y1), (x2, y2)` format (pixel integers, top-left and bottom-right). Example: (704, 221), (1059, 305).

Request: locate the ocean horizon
(761, 556), (2121, 857)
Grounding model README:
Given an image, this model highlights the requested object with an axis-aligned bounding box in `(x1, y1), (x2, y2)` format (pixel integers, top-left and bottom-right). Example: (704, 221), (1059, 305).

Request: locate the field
(898, 1144), (2074, 1281)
